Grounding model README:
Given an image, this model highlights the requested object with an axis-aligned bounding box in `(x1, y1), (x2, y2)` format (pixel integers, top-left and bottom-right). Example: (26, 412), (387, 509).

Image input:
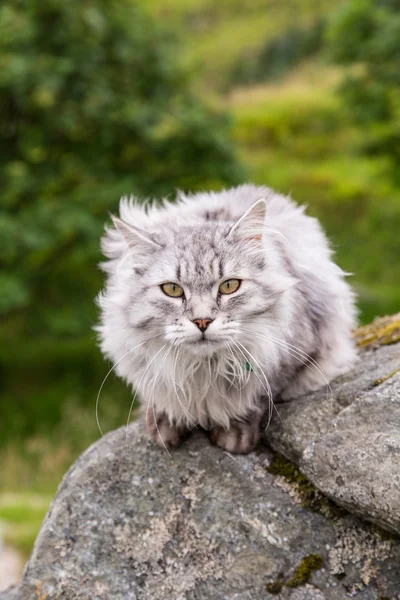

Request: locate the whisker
(149, 343), (175, 456)
(241, 321), (327, 374)
(233, 340), (278, 427)
(172, 346), (197, 426)
(96, 338), (154, 437)
(231, 339), (275, 427)
(125, 342), (168, 443)
(225, 342), (250, 391)
(239, 326), (332, 402)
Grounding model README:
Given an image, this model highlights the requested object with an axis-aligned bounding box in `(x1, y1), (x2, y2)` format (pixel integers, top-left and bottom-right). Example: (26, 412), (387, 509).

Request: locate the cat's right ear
(227, 198), (267, 245)
(111, 216), (162, 250)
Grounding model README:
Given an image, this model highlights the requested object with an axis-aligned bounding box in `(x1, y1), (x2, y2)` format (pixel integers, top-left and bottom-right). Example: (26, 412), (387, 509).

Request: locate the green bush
(327, 0), (400, 177)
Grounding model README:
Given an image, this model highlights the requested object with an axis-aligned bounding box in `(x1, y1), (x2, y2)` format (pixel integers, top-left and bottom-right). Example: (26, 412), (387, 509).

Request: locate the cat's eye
(161, 282), (184, 298)
(219, 279), (241, 295)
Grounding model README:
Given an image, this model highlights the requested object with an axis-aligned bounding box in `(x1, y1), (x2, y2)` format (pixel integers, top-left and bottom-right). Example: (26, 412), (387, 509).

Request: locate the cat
(97, 184), (357, 454)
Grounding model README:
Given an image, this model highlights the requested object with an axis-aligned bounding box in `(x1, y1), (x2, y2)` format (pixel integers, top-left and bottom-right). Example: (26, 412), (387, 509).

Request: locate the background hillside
(1, 0), (399, 568)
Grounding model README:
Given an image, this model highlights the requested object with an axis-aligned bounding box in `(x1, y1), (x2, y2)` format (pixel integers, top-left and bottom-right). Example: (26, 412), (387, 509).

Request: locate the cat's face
(110, 201), (294, 356)
(127, 225), (274, 355)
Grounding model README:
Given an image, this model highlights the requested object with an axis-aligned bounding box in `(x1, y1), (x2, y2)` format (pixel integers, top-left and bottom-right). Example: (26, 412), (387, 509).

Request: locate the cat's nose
(192, 318), (213, 332)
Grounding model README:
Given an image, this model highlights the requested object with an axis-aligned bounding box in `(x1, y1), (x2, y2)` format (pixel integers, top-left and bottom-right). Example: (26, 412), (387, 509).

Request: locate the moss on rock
(286, 554), (325, 588)
(373, 368), (400, 387)
(267, 453), (345, 518)
(354, 313), (400, 350)
(265, 576), (285, 594)
(265, 555), (325, 593)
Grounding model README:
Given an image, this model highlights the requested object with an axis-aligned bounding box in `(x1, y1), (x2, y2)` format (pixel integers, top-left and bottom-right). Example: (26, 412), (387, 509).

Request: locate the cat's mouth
(185, 335), (228, 350)
(196, 333), (225, 343)
(173, 333), (230, 349)
(182, 336), (226, 356)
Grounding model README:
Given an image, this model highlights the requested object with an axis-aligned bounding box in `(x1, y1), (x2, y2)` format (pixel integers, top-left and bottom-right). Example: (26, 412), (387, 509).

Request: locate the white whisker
(125, 342), (168, 443)
(149, 343), (175, 456)
(96, 338), (153, 437)
(171, 346), (197, 426)
(240, 325), (332, 403)
(232, 340), (277, 427)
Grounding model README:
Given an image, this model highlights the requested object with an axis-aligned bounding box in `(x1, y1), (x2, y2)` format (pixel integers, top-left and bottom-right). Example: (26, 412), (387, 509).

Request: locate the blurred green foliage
(147, 0), (341, 91)
(231, 81), (400, 322)
(229, 19), (325, 86)
(327, 0), (400, 175)
(0, 0), (243, 448)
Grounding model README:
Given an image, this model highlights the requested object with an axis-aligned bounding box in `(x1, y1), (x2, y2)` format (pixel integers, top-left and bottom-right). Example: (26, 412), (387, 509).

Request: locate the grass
(0, 493), (52, 557)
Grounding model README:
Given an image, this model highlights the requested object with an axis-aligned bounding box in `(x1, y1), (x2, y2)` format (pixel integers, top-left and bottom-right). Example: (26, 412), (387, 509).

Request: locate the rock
(301, 375), (400, 535)
(265, 314), (400, 535)
(1, 314), (400, 599)
(265, 342), (400, 464)
(1, 423), (400, 599)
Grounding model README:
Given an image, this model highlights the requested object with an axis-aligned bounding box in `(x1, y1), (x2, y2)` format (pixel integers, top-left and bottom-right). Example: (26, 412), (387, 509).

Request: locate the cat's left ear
(112, 216), (162, 250)
(227, 198), (267, 244)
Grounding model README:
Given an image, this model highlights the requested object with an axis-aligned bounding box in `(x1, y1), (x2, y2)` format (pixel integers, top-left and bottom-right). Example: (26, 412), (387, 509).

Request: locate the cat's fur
(97, 184), (357, 453)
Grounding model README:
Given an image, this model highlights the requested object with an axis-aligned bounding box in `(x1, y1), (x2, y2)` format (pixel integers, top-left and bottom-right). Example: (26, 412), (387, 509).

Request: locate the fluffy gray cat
(97, 184), (357, 453)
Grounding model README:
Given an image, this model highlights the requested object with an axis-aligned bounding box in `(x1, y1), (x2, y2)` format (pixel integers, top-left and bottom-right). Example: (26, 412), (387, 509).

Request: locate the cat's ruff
(97, 184), (357, 453)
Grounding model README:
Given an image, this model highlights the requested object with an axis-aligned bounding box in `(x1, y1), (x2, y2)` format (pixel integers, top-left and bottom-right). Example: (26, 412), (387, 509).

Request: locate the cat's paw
(146, 410), (188, 450)
(209, 421), (260, 454)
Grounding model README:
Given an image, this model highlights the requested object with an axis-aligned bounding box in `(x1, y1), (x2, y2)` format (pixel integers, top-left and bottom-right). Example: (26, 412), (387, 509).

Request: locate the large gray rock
(1, 423), (400, 600)
(2, 314), (400, 599)
(265, 340), (400, 534)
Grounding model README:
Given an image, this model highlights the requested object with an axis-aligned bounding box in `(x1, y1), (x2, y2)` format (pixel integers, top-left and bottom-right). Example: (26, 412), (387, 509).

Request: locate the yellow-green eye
(219, 279), (241, 295)
(161, 282), (184, 298)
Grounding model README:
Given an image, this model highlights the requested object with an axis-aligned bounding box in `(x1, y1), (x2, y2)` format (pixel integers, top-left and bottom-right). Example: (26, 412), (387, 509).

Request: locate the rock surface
(2, 423), (400, 600)
(1, 314), (400, 599)
(266, 322), (400, 535)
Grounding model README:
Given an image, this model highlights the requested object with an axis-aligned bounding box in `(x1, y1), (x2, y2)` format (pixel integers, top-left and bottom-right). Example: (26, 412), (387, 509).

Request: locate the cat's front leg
(146, 409), (190, 450)
(209, 412), (262, 454)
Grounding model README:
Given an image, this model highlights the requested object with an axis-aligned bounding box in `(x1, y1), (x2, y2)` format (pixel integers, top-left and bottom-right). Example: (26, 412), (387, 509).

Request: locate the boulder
(266, 314), (400, 534)
(2, 424), (400, 600)
(1, 314), (400, 599)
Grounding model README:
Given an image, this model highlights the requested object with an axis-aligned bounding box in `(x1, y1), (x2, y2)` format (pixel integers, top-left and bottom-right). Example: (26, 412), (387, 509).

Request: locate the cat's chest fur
(135, 348), (266, 430)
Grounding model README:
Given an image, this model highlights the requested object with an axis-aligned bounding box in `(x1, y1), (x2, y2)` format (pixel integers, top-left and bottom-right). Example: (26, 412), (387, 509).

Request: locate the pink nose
(193, 318), (213, 332)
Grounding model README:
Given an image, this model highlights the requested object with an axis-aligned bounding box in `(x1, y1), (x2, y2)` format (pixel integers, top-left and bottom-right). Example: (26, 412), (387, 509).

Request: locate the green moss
(265, 578), (284, 594)
(286, 554), (325, 588)
(354, 313), (400, 350)
(266, 555), (325, 592)
(267, 454), (345, 518)
(373, 369), (400, 387)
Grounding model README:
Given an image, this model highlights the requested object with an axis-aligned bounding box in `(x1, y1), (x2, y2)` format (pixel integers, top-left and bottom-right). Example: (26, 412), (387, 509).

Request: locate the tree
(327, 0), (400, 173)
(0, 0), (244, 334)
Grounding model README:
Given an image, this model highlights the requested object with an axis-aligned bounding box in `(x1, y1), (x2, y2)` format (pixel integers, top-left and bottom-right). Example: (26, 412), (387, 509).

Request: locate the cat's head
(101, 199), (296, 356)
